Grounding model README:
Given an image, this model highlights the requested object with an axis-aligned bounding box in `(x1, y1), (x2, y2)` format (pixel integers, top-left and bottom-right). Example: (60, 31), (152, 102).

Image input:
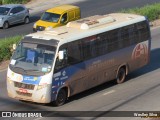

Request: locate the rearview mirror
(58, 51), (64, 60)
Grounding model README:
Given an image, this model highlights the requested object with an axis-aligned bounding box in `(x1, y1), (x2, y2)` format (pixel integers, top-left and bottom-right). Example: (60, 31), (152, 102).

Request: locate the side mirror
(60, 18), (65, 24)
(58, 51), (64, 60)
(9, 13), (13, 16)
(12, 44), (16, 50)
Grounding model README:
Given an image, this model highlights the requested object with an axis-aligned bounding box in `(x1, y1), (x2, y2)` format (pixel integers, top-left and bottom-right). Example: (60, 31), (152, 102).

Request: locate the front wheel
(54, 89), (67, 106)
(3, 21), (9, 29)
(116, 67), (126, 84)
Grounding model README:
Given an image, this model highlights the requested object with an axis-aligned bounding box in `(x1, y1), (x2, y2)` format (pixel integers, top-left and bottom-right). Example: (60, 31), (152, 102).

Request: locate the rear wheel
(116, 67), (126, 84)
(3, 21), (9, 29)
(54, 89), (67, 106)
(24, 16), (30, 24)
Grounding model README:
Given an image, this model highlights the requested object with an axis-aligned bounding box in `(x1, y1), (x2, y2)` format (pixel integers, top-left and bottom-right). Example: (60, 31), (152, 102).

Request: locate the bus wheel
(116, 67), (126, 84)
(54, 89), (67, 106)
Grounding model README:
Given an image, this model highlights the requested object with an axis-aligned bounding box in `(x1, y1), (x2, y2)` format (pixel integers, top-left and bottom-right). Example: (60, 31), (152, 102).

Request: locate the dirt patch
(150, 19), (160, 27)
(0, 60), (10, 71)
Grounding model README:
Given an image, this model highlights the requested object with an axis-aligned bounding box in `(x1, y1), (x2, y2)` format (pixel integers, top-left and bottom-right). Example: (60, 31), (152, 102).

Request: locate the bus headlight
(37, 84), (49, 90)
(7, 77), (13, 84)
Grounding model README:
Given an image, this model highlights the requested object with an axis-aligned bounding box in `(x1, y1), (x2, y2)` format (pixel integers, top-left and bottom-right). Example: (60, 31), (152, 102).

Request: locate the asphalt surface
(0, 0), (160, 120)
(1, 26), (160, 120)
(0, 0), (160, 38)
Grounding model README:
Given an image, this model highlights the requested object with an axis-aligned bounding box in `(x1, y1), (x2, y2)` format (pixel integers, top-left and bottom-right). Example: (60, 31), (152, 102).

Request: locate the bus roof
(46, 4), (79, 14)
(26, 13), (146, 46)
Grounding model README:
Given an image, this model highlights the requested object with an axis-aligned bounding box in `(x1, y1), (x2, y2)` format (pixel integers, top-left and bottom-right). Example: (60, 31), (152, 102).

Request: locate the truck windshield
(41, 12), (61, 23)
(11, 42), (56, 74)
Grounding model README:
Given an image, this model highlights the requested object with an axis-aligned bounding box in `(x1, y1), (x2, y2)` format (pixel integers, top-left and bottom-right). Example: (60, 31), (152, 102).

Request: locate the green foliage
(1, 0), (29, 4)
(121, 3), (160, 21)
(0, 0), (2, 5)
(0, 36), (22, 62)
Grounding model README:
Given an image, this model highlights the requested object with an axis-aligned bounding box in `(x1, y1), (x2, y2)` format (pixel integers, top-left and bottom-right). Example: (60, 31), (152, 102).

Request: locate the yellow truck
(33, 4), (81, 31)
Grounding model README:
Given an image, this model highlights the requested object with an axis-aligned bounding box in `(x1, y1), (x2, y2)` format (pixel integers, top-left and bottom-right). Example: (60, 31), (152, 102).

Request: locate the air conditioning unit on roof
(67, 15), (116, 30)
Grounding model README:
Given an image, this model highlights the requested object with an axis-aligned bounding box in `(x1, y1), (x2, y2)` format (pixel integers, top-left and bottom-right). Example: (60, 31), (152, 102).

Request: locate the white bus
(7, 13), (151, 106)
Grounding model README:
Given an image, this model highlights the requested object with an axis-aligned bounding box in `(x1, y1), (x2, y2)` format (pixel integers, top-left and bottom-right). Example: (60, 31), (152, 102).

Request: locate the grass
(121, 3), (160, 21)
(0, 36), (22, 62)
(0, 0), (30, 4)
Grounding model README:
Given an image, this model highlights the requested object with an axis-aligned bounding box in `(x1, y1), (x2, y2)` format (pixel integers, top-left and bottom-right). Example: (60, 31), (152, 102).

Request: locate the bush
(1, 0), (30, 4)
(0, 36), (22, 62)
(0, 0), (2, 5)
(121, 3), (160, 21)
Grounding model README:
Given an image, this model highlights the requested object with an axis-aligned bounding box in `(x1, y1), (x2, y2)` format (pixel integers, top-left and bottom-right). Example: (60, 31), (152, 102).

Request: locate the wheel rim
(117, 68), (125, 83)
(57, 90), (66, 105)
(4, 22), (8, 29)
(25, 17), (29, 24)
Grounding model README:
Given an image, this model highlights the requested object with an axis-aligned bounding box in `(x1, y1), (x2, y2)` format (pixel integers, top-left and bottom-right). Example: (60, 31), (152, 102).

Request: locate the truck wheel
(54, 89), (67, 106)
(116, 67), (126, 84)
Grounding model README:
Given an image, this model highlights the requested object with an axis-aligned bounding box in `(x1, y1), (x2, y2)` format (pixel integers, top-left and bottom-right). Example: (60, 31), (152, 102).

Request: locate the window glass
(41, 12), (61, 22)
(0, 7), (10, 15)
(10, 7), (18, 14)
(136, 21), (150, 42)
(120, 26), (130, 48)
(55, 45), (68, 71)
(11, 42), (56, 73)
(16, 7), (25, 13)
(61, 13), (68, 23)
(68, 41), (83, 64)
(82, 35), (97, 60)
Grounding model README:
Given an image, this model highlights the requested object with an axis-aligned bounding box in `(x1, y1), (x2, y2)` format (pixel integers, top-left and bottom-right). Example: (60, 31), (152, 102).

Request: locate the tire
(54, 89), (67, 106)
(24, 17), (30, 24)
(3, 21), (9, 29)
(116, 67), (126, 84)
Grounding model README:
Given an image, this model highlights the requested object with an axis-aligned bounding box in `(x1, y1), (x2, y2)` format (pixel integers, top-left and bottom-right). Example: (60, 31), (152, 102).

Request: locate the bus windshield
(11, 42), (56, 74)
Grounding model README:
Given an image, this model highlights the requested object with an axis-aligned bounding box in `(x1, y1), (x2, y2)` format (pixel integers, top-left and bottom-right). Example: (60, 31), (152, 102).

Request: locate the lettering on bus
(88, 59), (115, 72)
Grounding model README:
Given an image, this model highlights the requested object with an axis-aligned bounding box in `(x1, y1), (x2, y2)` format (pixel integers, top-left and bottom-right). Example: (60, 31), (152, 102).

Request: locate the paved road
(1, 26), (160, 120)
(0, 0), (159, 38)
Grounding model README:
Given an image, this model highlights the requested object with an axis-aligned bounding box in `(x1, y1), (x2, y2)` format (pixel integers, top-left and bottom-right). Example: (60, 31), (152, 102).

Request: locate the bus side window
(55, 48), (68, 71)
(136, 21), (150, 42)
(68, 40), (83, 64)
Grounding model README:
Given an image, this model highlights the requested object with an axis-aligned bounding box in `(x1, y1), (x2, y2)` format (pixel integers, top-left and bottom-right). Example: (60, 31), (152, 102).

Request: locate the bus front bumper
(7, 78), (52, 104)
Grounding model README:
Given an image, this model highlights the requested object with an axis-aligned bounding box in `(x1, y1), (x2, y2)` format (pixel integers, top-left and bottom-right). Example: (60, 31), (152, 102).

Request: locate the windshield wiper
(26, 69), (46, 75)
(13, 67), (26, 73)
(27, 69), (39, 72)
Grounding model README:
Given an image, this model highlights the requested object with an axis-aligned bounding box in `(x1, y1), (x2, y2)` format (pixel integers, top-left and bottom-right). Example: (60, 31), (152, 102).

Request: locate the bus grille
(16, 91), (32, 97)
(14, 82), (35, 90)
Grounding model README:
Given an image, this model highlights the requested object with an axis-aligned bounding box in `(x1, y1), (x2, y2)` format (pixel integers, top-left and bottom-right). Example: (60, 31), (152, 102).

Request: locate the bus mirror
(12, 44), (17, 50)
(58, 51), (64, 60)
